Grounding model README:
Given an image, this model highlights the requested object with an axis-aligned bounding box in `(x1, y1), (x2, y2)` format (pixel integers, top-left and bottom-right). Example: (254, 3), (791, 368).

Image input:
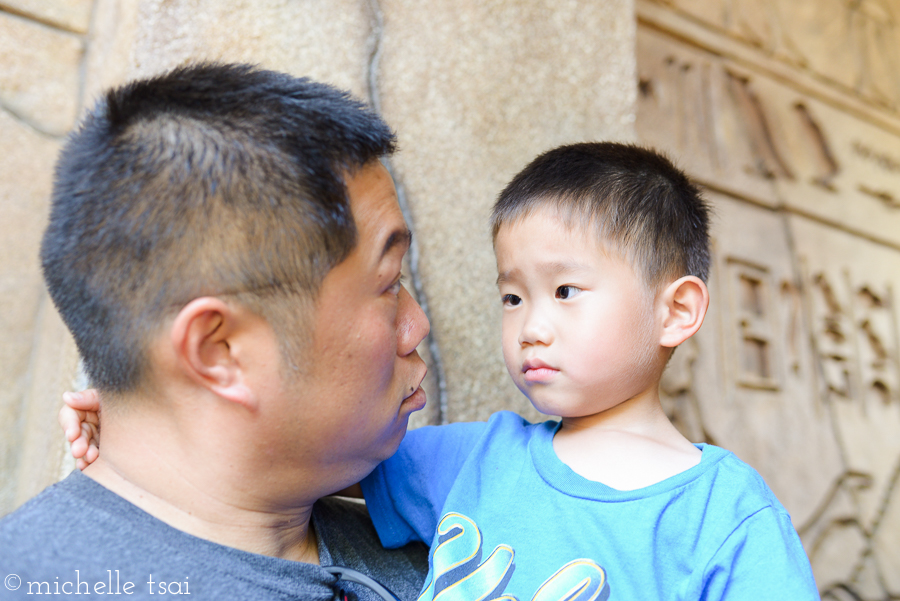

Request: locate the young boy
(356, 143), (819, 599)
(62, 143), (819, 599)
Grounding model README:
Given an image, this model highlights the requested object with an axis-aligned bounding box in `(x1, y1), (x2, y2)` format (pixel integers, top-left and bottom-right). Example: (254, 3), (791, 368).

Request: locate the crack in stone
(365, 0), (449, 424)
(0, 6), (88, 36)
(0, 102), (63, 140)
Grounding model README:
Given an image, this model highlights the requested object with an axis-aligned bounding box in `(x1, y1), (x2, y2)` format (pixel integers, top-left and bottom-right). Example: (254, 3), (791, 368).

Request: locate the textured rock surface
(129, 0), (372, 100)
(0, 11), (83, 135)
(0, 0), (92, 33)
(377, 0), (636, 422)
(0, 110), (62, 512)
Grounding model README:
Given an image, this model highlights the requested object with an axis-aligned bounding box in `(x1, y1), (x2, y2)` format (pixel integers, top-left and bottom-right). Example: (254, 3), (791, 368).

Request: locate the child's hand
(58, 390), (101, 470)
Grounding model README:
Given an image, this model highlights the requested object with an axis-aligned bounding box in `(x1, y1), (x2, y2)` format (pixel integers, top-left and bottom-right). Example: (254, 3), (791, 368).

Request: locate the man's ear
(169, 297), (257, 410)
(658, 276), (709, 348)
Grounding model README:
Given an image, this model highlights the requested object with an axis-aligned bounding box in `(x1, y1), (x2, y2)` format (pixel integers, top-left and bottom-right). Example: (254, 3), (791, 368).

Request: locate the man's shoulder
(0, 475), (391, 600)
(0, 471), (93, 546)
(0, 472), (148, 596)
(0, 471), (169, 567)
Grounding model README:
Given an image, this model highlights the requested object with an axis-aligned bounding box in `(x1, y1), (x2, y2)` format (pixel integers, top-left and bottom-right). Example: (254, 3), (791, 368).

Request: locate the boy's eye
(556, 285), (581, 300)
(502, 294), (522, 307)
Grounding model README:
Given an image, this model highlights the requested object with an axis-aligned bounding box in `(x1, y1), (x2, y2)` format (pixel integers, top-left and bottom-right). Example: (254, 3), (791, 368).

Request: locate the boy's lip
(522, 359), (559, 383)
(522, 358), (554, 371)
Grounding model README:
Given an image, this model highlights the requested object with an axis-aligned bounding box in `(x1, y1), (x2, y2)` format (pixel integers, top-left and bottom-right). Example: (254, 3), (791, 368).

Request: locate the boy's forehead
(495, 209), (607, 254)
(494, 209), (653, 287)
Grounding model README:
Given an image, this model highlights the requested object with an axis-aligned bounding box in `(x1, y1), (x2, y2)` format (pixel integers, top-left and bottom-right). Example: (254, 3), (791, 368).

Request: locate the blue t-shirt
(361, 411), (820, 601)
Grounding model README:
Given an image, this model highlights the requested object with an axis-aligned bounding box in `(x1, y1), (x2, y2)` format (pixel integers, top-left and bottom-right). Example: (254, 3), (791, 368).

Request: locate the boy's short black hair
(491, 142), (710, 288)
(40, 63), (396, 394)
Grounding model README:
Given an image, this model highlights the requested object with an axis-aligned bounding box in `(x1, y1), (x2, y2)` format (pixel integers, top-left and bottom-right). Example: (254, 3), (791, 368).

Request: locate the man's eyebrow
(382, 228), (412, 259)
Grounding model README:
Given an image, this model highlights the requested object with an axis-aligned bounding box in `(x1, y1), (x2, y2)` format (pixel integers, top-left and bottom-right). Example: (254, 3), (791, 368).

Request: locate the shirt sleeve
(700, 508), (821, 601)
(360, 420), (489, 549)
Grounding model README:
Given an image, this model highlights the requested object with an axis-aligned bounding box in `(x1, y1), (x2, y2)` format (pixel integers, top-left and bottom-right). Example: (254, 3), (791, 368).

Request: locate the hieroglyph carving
(646, 0), (900, 111)
(725, 258), (781, 390)
(800, 268), (900, 598)
(806, 271), (900, 409)
(852, 140), (900, 208)
(637, 26), (900, 247)
(637, 28), (813, 205)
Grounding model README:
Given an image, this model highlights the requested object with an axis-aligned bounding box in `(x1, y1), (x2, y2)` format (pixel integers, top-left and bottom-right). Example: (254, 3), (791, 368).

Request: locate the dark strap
(324, 566), (403, 601)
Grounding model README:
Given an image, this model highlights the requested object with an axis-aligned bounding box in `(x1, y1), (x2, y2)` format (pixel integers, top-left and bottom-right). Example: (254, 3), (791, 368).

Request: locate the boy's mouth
(522, 359), (559, 383)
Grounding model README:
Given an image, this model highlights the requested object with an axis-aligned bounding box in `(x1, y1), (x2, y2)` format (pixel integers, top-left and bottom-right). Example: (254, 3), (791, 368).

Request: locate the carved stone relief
(657, 191), (900, 600)
(636, 30), (778, 206)
(679, 194), (843, 527)
(791, 217), (900, 599)
(638, 26), (900, 249)
(636, 28), (900, 245)
(645, 0), (900, 112)
(640, 9), (900, 596)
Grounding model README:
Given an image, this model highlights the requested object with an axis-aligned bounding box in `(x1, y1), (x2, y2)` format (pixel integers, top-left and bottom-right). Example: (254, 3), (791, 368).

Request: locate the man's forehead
(344, 162), (410, 261)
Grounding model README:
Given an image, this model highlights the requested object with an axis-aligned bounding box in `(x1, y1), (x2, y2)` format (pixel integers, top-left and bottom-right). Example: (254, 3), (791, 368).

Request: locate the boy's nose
(518, 306), (553, 347)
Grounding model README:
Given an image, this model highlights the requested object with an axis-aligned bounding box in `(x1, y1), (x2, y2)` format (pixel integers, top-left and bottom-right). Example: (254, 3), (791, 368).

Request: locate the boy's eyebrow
(496, 270), (514, 286)
(496, 261), (591, 286)
(381, 228), (412, 259)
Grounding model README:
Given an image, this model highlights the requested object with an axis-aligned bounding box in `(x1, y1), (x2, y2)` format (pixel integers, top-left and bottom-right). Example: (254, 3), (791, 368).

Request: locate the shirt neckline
(529, 420), (729, 502)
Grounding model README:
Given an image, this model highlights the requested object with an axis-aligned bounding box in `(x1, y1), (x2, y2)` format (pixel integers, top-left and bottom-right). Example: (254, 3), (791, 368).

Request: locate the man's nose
(397, 284), (430, 356)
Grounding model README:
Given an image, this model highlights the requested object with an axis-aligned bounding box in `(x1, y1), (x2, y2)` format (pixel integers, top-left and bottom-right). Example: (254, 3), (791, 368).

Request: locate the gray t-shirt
(0, 471), (427, 600)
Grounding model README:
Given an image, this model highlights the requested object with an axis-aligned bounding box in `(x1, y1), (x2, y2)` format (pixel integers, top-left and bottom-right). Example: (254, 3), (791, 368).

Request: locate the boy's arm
(360, 420), (489, 549)
(59, 390), (101, 470)
(701, 509), (820, 600)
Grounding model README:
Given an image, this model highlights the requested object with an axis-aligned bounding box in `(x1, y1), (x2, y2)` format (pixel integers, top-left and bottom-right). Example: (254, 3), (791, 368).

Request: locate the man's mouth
(401, 386), (427, 411)
(401, 368), (428, 411)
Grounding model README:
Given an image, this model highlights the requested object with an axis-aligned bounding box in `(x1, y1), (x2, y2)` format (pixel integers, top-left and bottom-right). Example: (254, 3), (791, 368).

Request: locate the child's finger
(63, 390), (101, 412)
(58, 403), (84, 442)
(84, 442), (100, 465)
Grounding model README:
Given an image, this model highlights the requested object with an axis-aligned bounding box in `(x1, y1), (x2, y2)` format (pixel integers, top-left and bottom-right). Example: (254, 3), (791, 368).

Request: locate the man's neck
(83, 414), (321, 564)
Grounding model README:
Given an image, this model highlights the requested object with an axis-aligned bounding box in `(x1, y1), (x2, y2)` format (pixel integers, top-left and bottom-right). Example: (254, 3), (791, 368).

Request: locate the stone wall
(0, 0), (88, 514)
(2, 1), (900, 596)
(637, 0), (900, 598)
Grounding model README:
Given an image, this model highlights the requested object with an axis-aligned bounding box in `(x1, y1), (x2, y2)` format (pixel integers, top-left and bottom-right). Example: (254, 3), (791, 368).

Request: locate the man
(0, 63), (429, 600)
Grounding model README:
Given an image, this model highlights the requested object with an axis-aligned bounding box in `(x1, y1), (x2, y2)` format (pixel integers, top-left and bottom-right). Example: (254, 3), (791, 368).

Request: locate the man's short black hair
(491, 142), (710, 288)
(41, 63), (396, 394)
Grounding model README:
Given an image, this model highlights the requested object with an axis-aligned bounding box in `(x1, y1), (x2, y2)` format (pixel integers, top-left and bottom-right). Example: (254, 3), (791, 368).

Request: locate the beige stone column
(0, 0), (90, 513)
(376, 0), (636, 423)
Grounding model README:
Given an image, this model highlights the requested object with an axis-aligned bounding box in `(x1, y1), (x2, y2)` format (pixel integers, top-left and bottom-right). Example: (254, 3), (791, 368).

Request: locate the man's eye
(556, 285), (581, 300)
(388, 275), (405, 295)
(502, 294), (522, 307)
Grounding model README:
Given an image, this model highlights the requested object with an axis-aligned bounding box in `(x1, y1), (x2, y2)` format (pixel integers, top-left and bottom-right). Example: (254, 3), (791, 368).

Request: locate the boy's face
(495, 208), (664, 418)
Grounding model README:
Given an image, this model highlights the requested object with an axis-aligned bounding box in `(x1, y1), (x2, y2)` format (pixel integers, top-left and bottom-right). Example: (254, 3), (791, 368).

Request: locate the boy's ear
(658, 276), (709, 348)
(169, 297), (257, 410)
